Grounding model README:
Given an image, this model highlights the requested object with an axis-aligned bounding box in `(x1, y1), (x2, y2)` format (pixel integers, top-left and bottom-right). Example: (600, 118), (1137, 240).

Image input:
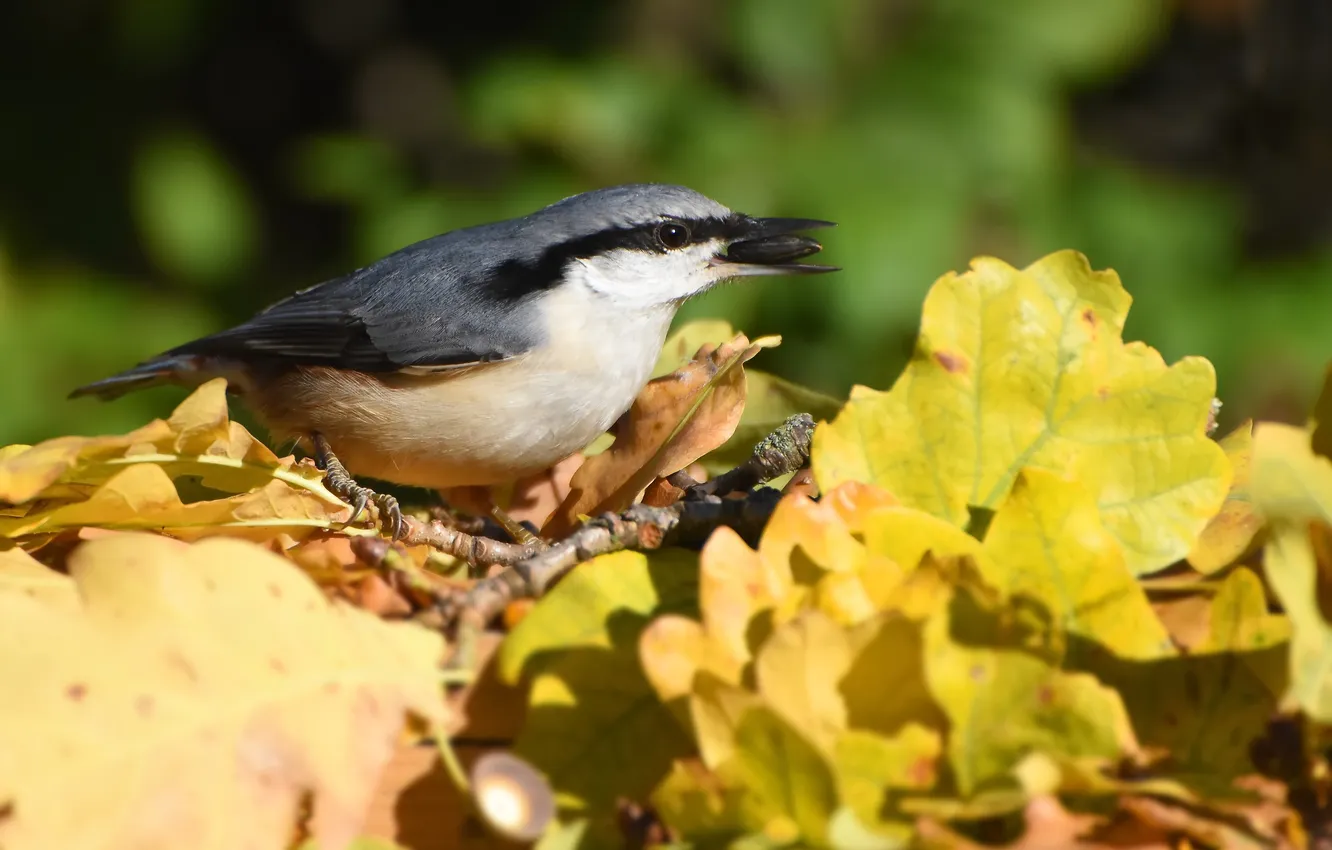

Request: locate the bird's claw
(374, 492), (404, 541)
(313, 433), (405, 541)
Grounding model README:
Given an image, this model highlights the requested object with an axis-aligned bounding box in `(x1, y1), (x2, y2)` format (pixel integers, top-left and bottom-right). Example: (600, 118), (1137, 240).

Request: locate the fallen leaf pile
(4, 249), (1331, 849)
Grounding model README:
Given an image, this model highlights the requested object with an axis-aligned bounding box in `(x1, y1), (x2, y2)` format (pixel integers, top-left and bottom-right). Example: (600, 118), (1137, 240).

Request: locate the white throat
(570, 243), (723, 308)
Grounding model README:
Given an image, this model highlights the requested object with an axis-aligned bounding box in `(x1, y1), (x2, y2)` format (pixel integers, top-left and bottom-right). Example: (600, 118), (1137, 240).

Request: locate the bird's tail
(68, 354), (216, 401)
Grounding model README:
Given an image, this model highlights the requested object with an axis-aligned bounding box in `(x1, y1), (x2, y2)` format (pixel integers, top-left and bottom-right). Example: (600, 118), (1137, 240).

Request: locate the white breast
(256, 280), (678, 490)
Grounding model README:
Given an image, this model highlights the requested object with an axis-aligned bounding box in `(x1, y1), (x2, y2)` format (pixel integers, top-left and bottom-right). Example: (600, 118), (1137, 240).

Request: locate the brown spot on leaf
(135, 695), (155, 718)
(167, 651), (200, 683)
(1081, 308), (1098, 337)
(1037, 685), (1055, 706)
(267, 582), (282, 599)
(908, 756), (936, 787)
(67, 683), (88, 701)
(270, 658), (287, 675)
(933, 351), (968, 374)
(969, 664), (986, 682)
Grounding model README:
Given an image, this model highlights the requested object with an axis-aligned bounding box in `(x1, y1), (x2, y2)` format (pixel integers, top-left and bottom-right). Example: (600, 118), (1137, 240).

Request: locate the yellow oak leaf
(0, 380), (345, 545)
(981, 470), (1173, 660)
(924, 595), (1137, 796)
(1250, 421), (1332, 720)
(1189, 421), (1263, 574)
(812, 250), (1230, 575)
(0, 533), (447, 850)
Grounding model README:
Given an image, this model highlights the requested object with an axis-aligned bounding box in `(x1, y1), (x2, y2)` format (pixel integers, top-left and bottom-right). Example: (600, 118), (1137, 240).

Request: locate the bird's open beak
(712, 217), (839, 277)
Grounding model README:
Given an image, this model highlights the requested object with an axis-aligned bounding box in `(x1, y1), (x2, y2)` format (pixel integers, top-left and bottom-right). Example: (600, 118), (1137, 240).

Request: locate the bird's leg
(311, 432), (404, 540)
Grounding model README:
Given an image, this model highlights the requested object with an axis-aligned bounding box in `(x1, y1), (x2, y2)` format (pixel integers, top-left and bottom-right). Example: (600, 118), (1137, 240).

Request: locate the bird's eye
(655, 221), (691, 250)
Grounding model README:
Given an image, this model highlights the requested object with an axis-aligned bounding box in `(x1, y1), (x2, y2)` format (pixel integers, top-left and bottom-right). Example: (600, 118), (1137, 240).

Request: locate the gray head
(499, 183), (836, 309)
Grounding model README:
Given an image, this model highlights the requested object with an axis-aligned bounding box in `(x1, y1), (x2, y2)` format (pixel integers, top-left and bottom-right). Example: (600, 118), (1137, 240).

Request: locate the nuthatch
(72, 184), (837, 537)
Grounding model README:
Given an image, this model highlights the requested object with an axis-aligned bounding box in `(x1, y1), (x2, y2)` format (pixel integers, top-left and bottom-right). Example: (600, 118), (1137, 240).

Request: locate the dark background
(2, 0), (1329, 443)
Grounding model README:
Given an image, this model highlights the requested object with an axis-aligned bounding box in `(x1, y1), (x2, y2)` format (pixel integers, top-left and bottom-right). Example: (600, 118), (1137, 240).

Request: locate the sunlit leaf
(499, 549), (699, 684)
(0, 547), (77, 610)
(0, 534), (446, 850)
(981, 469), (1172, 659)
(0, 380), (345, 543)
(833, 725), (940, 835)
(813, 250), (1230, 574)
(1189, 421), (1263, 574)
(754, 609), (853, 752)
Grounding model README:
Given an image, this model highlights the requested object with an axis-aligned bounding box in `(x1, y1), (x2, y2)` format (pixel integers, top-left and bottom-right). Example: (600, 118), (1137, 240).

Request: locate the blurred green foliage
(1, 0), (1328, 445)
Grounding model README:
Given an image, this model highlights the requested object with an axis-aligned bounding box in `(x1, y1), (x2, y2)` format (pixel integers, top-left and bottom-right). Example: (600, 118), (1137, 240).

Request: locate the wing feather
(169, 235), (545, 373)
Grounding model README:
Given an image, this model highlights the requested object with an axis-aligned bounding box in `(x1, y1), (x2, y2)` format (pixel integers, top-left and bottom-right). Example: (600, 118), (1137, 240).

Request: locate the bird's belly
(254, 355), (651, 489)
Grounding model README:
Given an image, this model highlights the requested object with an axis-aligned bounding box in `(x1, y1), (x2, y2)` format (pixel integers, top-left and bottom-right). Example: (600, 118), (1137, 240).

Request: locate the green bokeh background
(2, 0), (1328, 445)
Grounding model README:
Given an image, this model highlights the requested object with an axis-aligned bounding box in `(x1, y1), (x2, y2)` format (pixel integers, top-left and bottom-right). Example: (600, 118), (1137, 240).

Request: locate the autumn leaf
(0, 379), (348, 544)
(1, 464), (347, 540)
(924, 592), (1138, 797)
(812, 250), (1230, 575)
(1088, 567), (1288, 788)
(980, 470), (1173, 660)
(0, 533), (447, 850)
(1250, 421), (1332, 720)
(1189, 421), (1263, 574)
(543, 333), (774, 537)
(651, 318), (844, 475)
(497, 550), (699, 837)
(833, 725), (940, 840)
(651, 320), (739, 377)
(715, 708), (839, 846)
(499, 549), (699, 683)
(753, 609), (855, 753)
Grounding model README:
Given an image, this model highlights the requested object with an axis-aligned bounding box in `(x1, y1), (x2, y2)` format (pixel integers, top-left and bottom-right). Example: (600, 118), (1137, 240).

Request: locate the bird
(71, 183), (837, 538)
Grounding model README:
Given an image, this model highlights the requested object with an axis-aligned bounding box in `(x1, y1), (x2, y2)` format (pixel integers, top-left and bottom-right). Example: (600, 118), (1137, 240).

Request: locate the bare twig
(401, 518), (539, 567)
(419, 412), (816, 632)
(441, 488), (783, 629)
(687, 413), (815, 498)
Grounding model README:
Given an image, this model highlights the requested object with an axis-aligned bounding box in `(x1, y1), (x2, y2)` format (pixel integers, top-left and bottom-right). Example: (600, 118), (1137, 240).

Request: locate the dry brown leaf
(503, 453), (584, 528)
(1151, 593), (1215, 652)
(641, 476), (686, 507)
(354, 574), (414, 617)
(543, 334), (771, 537)
(0, 532), (448, 850)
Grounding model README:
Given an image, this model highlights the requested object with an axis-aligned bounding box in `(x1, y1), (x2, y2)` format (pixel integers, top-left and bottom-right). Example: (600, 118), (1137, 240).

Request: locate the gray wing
(170, 233), (550, 372)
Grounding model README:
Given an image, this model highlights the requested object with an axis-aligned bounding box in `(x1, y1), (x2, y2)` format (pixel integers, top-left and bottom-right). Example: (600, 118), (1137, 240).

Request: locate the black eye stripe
(487, 213), (756, 301)
(555, 213), (753, 260)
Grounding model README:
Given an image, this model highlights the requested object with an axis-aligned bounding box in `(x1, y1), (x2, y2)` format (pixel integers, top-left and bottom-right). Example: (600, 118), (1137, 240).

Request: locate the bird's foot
(312, 433), (405, 540)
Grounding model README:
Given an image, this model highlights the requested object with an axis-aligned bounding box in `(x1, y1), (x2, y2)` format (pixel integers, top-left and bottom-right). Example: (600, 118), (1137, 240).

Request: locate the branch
(429, 412), (817, 631)
(400, 517), (539, 567)
(687, 413), (815, 498)
(441, 489), (783, 630)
